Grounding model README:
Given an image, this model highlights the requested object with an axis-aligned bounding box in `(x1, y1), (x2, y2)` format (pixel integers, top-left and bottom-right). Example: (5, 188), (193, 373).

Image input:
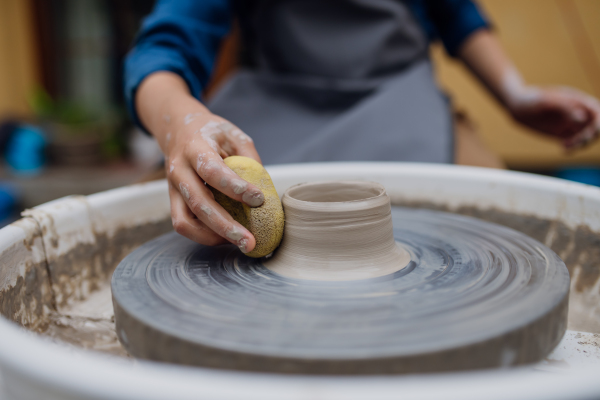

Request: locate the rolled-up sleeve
(411, 0), (491, 57)
(124, 0), (232, 131)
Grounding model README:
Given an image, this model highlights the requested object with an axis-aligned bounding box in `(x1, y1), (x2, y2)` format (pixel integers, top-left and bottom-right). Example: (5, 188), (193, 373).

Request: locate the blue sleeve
(409, 0), (491, 57)
(123, 0), (233, 131)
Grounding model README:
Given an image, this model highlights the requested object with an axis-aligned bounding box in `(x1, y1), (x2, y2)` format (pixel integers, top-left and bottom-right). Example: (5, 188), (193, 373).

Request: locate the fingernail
(238, 238), (250, 253)
(242, 190), (264, 207)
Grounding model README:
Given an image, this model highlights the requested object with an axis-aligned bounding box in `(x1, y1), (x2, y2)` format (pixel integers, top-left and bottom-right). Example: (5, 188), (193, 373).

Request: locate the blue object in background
(0, 183), (19, 227)
(5, 124), (47, 175)
(556, 167), (600, 187)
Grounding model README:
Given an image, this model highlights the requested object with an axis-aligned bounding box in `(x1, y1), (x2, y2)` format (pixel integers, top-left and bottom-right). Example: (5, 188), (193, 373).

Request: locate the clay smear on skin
(230, 128), (253, 144)
(231, 180), (248, 195)
(242, 190), (263, 207)
(200, 121), (221, 136)
(184, 112), (203, 125)
(179, 183), (190, 200)
(200, 205), (212, 216)
(199, 121), (221, 152)
(226, 226), (249, 253)
(264, 181), (411, 281)
(196, 153), (207, 172)
(215, 122), (252, 143)
(226, 226), (245, 242)
(196, 153), (252, 201)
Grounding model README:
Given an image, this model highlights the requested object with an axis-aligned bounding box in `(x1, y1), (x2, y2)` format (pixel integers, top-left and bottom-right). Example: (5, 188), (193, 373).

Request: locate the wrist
(499, 68), (542, 114)
(137, 72), (211, 147)
(165, 93), (209, 128)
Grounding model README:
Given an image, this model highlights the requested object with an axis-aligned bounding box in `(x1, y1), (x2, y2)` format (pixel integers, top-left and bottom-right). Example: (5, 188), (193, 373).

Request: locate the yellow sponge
(210, 156), (284, 258)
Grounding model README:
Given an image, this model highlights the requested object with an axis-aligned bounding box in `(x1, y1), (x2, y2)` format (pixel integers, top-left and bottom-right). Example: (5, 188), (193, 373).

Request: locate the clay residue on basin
(0, 218), (54, 332)
(36, 218), (173, 356)
(43, 283), (128, 357)
(45, 219), (173, 311)
(0, 216), (171, 357)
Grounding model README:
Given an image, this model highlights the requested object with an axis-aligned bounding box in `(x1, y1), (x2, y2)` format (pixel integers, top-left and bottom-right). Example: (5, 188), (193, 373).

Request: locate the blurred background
(0, 0), (599, 226)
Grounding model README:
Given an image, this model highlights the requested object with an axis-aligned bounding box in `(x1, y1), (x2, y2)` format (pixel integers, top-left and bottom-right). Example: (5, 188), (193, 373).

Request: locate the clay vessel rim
(283, 181), (387, 207)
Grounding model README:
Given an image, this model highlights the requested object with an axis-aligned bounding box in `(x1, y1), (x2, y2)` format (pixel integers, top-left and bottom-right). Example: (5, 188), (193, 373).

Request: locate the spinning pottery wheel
(112, 181), (570, 374)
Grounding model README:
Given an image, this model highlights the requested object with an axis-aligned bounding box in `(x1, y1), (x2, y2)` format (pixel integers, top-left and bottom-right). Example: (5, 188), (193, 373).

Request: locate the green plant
(28, 86), (97, 127)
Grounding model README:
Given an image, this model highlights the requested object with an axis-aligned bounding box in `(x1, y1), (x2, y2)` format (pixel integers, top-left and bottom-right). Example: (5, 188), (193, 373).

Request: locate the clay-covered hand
(165, 111), (264, 253)
(136, 72), (265, 253)
(508, 87), (600, 150)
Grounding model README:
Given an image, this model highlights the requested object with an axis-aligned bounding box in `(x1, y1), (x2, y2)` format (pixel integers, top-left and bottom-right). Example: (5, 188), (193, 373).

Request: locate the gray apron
(208, 0), (453, 165)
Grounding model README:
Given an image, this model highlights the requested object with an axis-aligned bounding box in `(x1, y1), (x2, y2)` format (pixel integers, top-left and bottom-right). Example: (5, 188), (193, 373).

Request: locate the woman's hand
(507, 87), (600, 150)
(136, 72), (263, 253)
(459, 29), (600, 150)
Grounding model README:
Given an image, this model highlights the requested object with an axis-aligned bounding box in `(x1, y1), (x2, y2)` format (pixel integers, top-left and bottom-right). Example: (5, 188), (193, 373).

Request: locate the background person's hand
(508, 87), (600, 150)
(136, 72), (264, 253)
(458, 30), (600, 151)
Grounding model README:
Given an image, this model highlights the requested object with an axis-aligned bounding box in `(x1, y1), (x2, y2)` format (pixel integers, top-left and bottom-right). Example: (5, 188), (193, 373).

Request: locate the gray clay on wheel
(111, 207), (569, 374)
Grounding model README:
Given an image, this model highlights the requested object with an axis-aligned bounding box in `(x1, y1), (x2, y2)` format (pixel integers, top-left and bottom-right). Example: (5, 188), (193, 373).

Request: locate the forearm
(136, 71), (210, 151)
(457, 29), (538, 111)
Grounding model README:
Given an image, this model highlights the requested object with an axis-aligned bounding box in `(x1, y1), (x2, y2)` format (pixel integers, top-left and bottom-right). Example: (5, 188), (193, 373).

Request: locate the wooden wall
(432, 0), (600, 168)
(0, 0), (38, 117)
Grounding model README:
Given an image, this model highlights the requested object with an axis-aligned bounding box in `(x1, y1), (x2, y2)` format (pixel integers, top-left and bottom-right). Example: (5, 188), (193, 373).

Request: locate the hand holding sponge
(210, 156), (284, 258)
